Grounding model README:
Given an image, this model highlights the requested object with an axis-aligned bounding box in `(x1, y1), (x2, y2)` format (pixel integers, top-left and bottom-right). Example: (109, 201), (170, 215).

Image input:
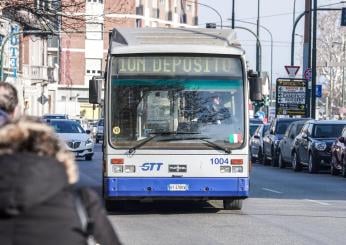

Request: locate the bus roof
(110, 28), (244, 56)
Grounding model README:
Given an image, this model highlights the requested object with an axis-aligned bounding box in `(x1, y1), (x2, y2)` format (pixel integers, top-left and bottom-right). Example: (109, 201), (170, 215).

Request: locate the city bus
(89, 28), (261, 210)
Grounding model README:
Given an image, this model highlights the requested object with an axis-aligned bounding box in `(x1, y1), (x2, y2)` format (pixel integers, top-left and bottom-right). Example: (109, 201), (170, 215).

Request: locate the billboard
(275, 78), (308, 117)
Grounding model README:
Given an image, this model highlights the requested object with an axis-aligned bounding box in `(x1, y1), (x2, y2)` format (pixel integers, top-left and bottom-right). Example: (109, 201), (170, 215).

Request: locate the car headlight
(85, 138), (93, 145)
(315, 142), (327, 151)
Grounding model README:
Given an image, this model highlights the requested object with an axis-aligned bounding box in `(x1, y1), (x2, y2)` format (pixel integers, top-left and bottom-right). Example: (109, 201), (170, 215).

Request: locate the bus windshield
(109, 56), (245, 150)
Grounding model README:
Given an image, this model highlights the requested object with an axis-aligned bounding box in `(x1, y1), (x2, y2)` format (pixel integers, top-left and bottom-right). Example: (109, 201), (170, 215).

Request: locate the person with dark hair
(0, 117), (121, 245)
(0, 82), (19, 119)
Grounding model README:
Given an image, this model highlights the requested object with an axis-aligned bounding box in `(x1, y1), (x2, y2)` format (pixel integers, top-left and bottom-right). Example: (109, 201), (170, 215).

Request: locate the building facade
(58, 0), (198, 121)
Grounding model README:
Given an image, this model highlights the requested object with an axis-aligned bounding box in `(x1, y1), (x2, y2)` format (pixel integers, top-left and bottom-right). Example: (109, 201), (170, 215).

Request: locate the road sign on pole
(304, 68), (312, 81)
(285, 65), (300, 78)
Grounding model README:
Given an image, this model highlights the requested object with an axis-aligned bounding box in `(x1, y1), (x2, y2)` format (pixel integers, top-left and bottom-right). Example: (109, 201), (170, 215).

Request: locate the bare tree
(317, 11), (346, 114)
(0, 0), (85, 32)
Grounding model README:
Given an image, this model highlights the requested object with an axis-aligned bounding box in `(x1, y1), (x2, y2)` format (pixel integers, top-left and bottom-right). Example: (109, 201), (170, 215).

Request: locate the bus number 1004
(210, 158), (229, 165)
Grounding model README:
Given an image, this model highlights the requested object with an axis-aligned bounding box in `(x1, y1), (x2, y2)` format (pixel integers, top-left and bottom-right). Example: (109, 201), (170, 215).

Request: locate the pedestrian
(0, 116), (121, 245)
(0, 81), (20, 125)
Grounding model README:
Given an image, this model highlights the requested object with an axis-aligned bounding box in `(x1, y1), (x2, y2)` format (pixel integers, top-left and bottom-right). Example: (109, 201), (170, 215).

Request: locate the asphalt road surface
(77, 144), (346, 245)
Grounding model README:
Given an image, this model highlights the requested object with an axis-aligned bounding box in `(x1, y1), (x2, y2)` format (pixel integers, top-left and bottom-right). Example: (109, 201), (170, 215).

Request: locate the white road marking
(305, 199), (330, 206)
(262, 188), (283, 194)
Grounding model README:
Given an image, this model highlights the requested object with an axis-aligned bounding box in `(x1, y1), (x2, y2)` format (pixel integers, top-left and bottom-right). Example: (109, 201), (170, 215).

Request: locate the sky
(198, 0), (344, 82)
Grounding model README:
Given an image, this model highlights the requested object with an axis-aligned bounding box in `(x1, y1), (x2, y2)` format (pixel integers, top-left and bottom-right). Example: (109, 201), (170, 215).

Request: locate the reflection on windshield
(49, 121), (85, 134)
(110, 77), (244, 149)
(313, 124), (346, 138)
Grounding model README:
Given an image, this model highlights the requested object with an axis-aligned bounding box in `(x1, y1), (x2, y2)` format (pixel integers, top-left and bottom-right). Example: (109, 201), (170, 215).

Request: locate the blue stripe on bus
(104, 177), (249, 197)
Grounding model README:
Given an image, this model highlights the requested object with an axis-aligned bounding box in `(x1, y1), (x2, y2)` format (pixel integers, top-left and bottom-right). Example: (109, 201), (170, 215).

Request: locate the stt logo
(140, 162), (163, 171)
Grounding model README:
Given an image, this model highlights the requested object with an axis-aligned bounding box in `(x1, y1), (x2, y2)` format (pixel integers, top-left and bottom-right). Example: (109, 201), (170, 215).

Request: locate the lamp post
(230, 19), (273, 103)
(232, 0), (235, 29)
(256, 0), (261, 74)
(184, 0), (223, 28)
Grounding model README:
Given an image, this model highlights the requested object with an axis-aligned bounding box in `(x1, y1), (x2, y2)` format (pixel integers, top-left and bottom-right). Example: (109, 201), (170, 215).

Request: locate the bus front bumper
(104, 177), (249, 199)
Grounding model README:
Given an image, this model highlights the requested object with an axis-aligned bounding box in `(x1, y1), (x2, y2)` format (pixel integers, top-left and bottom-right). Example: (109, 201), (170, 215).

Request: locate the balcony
(23, 65), (57, 82)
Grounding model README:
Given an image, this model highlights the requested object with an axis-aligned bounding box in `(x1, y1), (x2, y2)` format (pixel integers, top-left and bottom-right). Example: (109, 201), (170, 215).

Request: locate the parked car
(263, 118), (307, 167)
(277, 119), (309, 168)
(73, 118), (90, 131)
(47, 119), (94, 161)
(292, 120), (346, 173)
(250, 124), (269, 163)
(249, 118), (263, 138)
(96, 118), (104, 143)
(42, 114), (69, 120)
(330, 126), (346, 177)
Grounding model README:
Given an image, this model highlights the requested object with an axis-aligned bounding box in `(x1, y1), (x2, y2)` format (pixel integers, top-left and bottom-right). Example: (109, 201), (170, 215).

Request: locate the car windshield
(250, 125), (259, 137)
(313, 124), (346, 138)
(262, 125), (269, 136)
(109, 55), (244, 150)
(49, 120), (85, 134)
(276, 121), (292, 134)
(44, 115), (66, 119)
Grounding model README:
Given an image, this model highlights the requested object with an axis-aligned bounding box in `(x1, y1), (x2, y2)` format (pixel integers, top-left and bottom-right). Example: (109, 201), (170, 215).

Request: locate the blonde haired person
(0, 117), (121, 245)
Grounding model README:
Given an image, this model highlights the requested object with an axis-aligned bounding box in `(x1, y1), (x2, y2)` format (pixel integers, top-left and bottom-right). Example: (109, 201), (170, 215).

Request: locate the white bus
(89, 28), (261, 210)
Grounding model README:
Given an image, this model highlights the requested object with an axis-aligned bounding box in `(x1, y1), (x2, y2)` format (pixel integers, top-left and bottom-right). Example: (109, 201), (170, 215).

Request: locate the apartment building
(58, 0), (198, 120)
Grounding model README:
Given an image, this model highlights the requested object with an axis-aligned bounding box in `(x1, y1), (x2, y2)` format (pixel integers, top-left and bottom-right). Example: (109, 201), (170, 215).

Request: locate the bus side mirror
(248, 70), (262, 101)
(89, 76), (103, 104)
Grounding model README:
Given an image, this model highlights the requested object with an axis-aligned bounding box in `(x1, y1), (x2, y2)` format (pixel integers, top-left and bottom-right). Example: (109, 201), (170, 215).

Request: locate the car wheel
(263, 153), (270, 165)
(223, 199), (243, 210)
(308, 153), (319, 174)
(342, 159), (346, 178)
(85, 155), (93, 161)
(330, 156), (339, 175)
(292, 152), (302, 172)
(271, 147), (278, 167)
(278, 151), (286, 169)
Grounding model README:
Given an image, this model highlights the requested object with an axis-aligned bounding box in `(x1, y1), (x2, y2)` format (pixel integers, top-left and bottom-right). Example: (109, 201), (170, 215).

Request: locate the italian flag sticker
(229, 134), (242, 144)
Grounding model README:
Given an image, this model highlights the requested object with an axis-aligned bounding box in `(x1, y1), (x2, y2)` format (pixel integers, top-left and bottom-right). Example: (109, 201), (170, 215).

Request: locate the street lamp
(184, 0), (223, 28)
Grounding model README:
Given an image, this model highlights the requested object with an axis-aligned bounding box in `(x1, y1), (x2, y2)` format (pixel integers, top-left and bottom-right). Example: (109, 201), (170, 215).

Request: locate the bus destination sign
(275, 78), (308, 117)
(113, 56), (242, 77)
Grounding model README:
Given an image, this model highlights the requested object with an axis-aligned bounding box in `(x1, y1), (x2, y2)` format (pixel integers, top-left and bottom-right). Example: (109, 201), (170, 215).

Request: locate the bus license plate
(168, 184), (189, 191)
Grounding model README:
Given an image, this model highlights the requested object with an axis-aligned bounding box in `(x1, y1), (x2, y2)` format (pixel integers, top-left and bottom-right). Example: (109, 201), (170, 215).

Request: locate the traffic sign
(37, 95), (48, 105)
(284, 65), (300, 77)
(275, 78), (308, 117)
(316, 85), (322, 98)
(304, 68), (312, 81)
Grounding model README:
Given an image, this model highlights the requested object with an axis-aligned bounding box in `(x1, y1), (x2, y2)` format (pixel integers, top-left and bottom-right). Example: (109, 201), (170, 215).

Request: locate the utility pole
(303, 0), (312, 117)
(311, 0), (317, 119)
(256, 0), (261, 74)
(232, 0), (235, 29)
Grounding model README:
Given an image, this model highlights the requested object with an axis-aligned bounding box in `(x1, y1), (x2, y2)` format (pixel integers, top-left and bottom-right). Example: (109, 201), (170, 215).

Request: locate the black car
(331, 127), (346, 177)
(292, 120), (346, 173)
(277, 120), (309, 168)
(250, 124), (269, 163)
(263, 118), (307, 166)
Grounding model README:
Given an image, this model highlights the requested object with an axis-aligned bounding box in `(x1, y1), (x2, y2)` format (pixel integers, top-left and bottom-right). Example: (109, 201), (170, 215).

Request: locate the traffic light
(206, 23), (217, 28)
(342, 8), (346, 26)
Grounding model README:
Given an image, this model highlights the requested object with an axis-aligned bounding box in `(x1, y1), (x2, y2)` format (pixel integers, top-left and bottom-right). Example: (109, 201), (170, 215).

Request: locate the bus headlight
(232, 166), (243, 173)
(112, 165), (123, 173)
(124, 165), (136, 173)
(220, 166), (231, 173)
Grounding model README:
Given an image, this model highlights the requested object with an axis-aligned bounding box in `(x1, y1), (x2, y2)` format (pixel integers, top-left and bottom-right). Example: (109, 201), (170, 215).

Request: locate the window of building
(86, 59), (102, 75)
(86, 23), (103, 40)
(152, 8), (159, 18)
(160, 0), (165, 5)
(186, 4), (192, 11)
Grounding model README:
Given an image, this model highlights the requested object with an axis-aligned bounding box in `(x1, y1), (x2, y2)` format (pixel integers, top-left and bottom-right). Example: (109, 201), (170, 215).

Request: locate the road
(77, 144), (346, 245)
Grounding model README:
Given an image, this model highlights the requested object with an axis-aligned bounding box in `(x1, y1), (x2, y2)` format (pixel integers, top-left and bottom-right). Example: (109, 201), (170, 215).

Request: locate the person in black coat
(0, 117), (121, 245)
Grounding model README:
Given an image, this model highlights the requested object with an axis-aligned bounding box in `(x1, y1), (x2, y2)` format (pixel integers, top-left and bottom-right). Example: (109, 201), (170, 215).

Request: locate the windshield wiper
(199, 139), (231, 154)
(128, 131), (189, 154)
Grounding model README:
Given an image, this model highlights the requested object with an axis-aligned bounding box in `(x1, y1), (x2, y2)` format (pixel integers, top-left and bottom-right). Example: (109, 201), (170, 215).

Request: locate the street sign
(316, 84), (322, 98)
(304, 68), (312, 81)
(284, 65), (300, 78)
(37, 95), (48, 105)
(275, 78), (308, 117)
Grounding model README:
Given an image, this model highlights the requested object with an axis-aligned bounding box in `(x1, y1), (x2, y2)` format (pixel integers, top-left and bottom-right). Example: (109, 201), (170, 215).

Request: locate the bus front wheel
(223, 199), (243, 210)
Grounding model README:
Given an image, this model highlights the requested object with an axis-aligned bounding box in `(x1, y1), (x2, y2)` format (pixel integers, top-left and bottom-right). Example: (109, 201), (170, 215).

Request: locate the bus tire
(223, 199), (243, 210)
